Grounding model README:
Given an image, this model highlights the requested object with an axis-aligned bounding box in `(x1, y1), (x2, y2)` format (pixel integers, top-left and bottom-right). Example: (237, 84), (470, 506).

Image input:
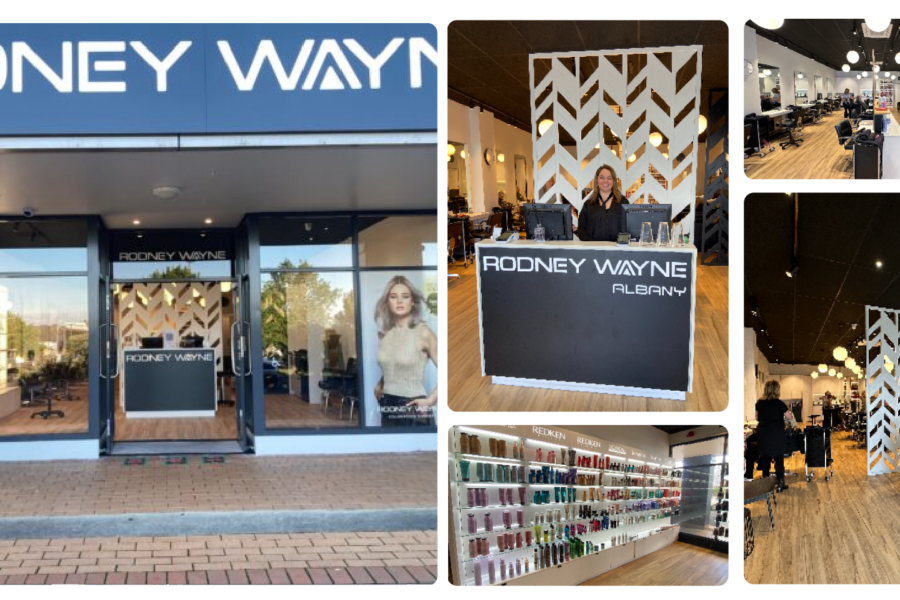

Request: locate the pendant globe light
(875, 65), (882, 73)
(886, 355), (895, 373)
(649, 132), (663, 147)
(848, 50), (860, 64)
(818, 364), (828, 373)
(845, 357), (856, 369)
(863, 71), (869, 77)
(828, 368), (836, 377)
(866, 18), (892, 33)
(754, 19), (784, 30)
(837, 372), (844, 379)
(842, 64), (851, 72)
(447, 144), (456, 156)
(833, 345), (848, 361)
(811, 371), (819, 379)
(538, 119), (554, 136)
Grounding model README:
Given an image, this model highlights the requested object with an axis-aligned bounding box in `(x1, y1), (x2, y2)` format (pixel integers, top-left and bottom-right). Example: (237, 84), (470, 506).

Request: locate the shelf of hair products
(449, 426), (684, 586)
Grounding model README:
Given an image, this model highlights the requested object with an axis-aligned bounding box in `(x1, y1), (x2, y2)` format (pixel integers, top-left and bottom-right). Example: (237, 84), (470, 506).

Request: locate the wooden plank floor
(447, 259), (728, 412)
(744, 430), (900, 584)
(581, 542), (727, 586)
(0, 387), (89, 436)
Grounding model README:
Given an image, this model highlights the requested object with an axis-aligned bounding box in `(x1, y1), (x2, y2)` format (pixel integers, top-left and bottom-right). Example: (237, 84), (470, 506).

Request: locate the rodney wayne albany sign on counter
(0, 24), (437, 135)
(478, 244), (695, 393)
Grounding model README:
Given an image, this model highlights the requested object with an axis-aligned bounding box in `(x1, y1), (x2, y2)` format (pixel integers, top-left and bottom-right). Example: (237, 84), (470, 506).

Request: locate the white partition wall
(866, 305), (900, 475)
(529, 46), (702, 240)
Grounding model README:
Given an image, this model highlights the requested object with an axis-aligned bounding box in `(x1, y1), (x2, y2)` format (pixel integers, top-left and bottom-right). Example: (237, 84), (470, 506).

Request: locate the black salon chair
(471, 212), (503, 240)
(835, 119), (854, 173)
(340, 358), (358, 421)
(850, 109), (860, 129)
(778, 109), (804, 149)
(217, 356), (235, 407)
(319, 368), (343, 416)
(27, 381), (65, 420)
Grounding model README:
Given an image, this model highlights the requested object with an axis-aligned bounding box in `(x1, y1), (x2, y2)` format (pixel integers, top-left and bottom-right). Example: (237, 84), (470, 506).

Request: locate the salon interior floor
(744, 106), (900, 179)
(0, 452), (437, 584)
(580, 542), (727, 586)
(744, 428), (900, 584)
(447, 258), (728, 412)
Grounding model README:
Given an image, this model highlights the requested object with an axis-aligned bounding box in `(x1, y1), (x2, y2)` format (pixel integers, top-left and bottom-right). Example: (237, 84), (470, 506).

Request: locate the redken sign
(477, 244), (696, 393)
(0, 24), (437, 135)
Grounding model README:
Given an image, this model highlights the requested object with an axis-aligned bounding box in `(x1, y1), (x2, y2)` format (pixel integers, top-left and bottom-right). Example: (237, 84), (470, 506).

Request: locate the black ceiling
(745, 194), (900, 368)
(448, 21), (728, 135)
(748, 20), (900, 71)
(653, 426), (698, 434)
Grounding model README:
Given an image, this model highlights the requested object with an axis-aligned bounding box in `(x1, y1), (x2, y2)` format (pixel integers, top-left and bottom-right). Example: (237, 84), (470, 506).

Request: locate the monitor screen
(141, 336), (163, 349)
(521, 203), (573, 241)
(621, 204), (673, 242)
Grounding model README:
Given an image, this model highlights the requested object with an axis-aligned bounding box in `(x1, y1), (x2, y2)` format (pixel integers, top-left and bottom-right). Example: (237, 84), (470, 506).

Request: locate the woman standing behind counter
(576, 164), (629, 242)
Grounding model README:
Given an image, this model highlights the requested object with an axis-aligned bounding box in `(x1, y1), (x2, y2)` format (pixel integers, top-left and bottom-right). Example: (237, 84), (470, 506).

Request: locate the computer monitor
(141, 336), (163, 349)
(622, 204), (673, 242)
(522, 203), (573, 241)
(180, 335), (204, 349)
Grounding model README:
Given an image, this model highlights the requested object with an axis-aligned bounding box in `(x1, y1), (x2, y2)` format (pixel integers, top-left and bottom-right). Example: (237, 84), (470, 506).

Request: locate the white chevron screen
(530, 47), (702, 240)
(866, 305), (900, 475)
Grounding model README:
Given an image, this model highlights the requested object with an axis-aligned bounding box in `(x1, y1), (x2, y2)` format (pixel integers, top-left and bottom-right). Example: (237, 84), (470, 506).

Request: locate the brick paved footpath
(0, 453), (437, 584)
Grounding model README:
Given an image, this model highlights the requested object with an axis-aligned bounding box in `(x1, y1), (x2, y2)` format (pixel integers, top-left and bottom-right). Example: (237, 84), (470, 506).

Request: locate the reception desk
(476, 239), (696, 400)
(123, 348), (217, 418)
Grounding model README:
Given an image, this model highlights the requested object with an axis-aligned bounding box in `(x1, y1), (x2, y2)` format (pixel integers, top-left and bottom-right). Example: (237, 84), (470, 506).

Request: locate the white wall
(448, 99), (535, 214)
(747, 28), (840, 114)
(766, 363), (854, 422)
(744, 328), (771, 421)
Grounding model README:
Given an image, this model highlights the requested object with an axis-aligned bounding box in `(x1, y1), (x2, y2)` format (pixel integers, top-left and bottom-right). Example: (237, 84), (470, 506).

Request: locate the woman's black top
(755, 398), (789, 457)
(577, 193), (629, 242)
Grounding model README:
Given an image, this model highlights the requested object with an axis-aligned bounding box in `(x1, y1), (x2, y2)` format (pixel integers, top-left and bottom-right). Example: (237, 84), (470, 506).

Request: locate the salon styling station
(476, 239), (696, 400)
(449, 425), (682, 586)
(122, 348), (217, 418)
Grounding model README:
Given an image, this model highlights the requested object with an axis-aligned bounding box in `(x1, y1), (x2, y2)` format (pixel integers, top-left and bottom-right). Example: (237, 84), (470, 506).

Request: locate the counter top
(476, 239), (697, 254)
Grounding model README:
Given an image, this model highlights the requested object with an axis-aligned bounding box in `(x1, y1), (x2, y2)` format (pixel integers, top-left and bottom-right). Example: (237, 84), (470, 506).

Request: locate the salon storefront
(0, 24), (438, 461)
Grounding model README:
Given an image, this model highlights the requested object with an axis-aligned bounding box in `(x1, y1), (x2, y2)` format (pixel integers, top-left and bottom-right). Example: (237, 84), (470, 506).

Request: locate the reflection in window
(670, 436), (728, 540)
(358, 216), (437, 267)
(112, 261), (233, 280)
(0, 220), (88, 273)
(0, 277), (90, 436)
(259, 217), (353, 269)
(261, 271), (357, 429)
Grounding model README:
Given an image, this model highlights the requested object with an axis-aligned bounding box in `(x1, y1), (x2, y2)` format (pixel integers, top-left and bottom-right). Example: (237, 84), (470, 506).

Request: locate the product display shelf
(455, 503), (529, 511)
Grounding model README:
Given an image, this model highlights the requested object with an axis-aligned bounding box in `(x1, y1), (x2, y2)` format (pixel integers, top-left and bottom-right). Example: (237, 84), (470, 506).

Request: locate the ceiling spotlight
(754, 19), (785, 30)
(877, 261), (883, 268)
(866, 18), (892, 33)
(786, 263), (799, 278)
(204, 218), (213, 225)
(132, 219), (141, 226)
(152, 186), (181, 200)
(848, 50), (860, 63)
(843, 64), (851, 72)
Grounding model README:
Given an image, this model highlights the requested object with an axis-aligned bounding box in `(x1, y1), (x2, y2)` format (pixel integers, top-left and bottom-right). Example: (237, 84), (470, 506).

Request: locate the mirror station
(0, 24), (439, 459)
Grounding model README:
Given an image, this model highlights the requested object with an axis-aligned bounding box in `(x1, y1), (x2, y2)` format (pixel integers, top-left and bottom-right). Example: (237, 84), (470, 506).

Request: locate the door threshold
(109, 440), (246, 456)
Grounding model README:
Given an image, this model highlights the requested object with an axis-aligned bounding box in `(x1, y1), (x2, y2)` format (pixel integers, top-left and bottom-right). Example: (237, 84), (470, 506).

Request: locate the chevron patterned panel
(702, 88), (728, 266)
(866, 305), (900, 475)
(530, 46), (702, 241)
(117, 282), (224, 405)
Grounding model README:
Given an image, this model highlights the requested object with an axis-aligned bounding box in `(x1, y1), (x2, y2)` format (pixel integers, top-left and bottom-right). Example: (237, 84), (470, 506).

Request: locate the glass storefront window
(0, 276), (90, 436)
(261, 271), (357, 429)
(0, 220), (88, 273)
(112, 261), (232, 280)
(259, 217), (353, 269)
(358, 216), (437, 267)
(671, 436), (728, 540)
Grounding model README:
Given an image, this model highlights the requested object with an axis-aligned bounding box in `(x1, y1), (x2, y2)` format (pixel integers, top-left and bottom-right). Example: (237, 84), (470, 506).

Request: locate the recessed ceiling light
(132, 219), (141, 225)
(152, 186), (181, 200)
(204, 218), (213, 225)
(877, 261), (883, 268)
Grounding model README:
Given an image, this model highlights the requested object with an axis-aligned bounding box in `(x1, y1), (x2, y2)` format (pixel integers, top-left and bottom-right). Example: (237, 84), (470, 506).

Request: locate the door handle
(231, 321), (243, 376)
(99, 324), (108, 380)
(110, 324), (120, 379)
(242, 320), (252, 376)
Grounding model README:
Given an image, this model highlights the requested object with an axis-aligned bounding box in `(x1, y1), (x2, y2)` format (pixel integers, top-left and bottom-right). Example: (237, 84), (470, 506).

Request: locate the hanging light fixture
(460, 149), (466, 159)
(627, 153), (637, 163)
(848, 50), (860, 64)
(866, 18), (892, 33)
(662, 152), (669, 159)
(863, 71), (869, 77)
(837, 372), (844, 379)
(875, 65), (882, 73)
(497, 153), (505, 163)
(828, 368), (836, 377)
(845, 357), (857, 369)
(763, 69), (772, 76)
(812, 371), (819, 379)
(649, 132), (663, 147)
(538, 119), (554, 135)
(447, 144), (456, 156)
(833, 341), (848, 362)
(818, 364), (828, 373)
(886, 355), (895, 373)
(698, 115), (707, 134)
(842, 64), (851, 72)
(857, 74), (862, 79)
(754, 19), (784, 30)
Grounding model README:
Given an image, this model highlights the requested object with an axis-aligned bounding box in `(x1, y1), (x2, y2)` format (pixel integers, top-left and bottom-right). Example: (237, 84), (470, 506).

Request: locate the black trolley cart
(803, 425), (833, 482)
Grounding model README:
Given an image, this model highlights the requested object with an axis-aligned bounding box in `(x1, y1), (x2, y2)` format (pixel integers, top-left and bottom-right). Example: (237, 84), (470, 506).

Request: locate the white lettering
(408, 37), (437, 89)
(553, 257), (567, 273)
(499, 256), (516, 271)
(218, 39), (314, 91)
(535, 257), (553, 273)
(635, 285), (647, 295)
(482, 255), (499, 271)
(612, 284), (688, 297)
(13, 41), (73, 93)
(631, 260), (649, 276)
(613, 283), (625, 294)
(672, 262), (688, 279)
(651, 262), (670, 277)
(594, 259), (619, 275)
(532, 426), (565, 441)
(130, 41), (192, 92)
(517, 257), (534, 272)
(619, 262), (636, 276)
(78, 41), (126, 93)
(569, 258), (585, 274)
(343, 37), (403, 89)
(302, 40), (361, 91)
